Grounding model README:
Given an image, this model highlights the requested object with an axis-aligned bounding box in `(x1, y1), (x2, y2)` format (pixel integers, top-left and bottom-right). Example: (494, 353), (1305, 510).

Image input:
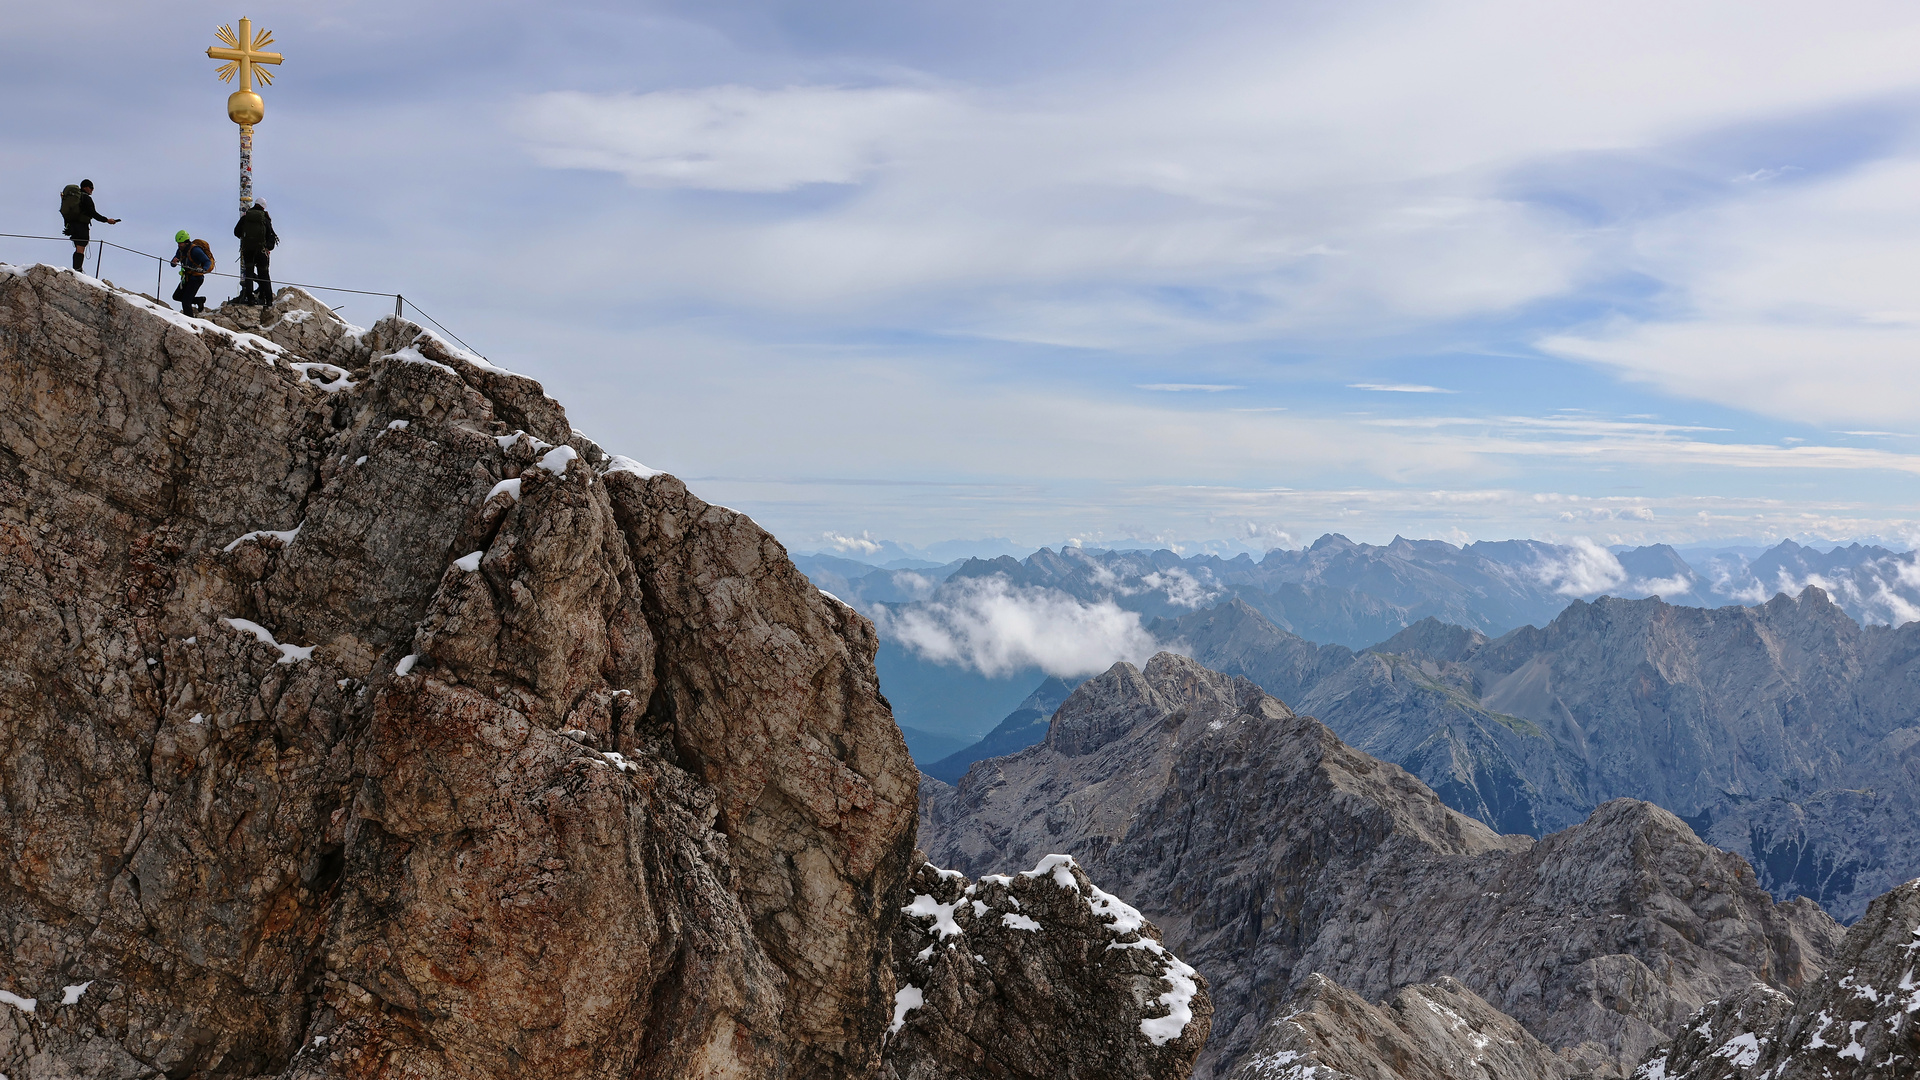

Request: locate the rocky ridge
(1229, 974), (1576, 1080)
(1157, 594), (1920, 920)
(1635, 877), (1920, 1079)
(0, 265), (1201, 1080)
(920, 652), (1842, 1078)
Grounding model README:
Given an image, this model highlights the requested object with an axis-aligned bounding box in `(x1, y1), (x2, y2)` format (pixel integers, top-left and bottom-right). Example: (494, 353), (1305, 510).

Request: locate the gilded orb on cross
(206, 17), (285, 210)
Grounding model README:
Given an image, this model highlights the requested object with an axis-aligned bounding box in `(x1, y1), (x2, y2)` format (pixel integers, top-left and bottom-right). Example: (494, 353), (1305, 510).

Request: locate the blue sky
(10, 1), (1920, 555)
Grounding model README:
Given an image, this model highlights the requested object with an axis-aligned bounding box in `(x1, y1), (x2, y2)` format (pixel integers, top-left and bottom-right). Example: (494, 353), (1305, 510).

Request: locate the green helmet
(175, 230), (190, 243)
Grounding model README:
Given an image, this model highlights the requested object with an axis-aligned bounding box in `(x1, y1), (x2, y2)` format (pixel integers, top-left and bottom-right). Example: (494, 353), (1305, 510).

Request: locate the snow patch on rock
(222, 617), (314, 663)
(889, 984), (923, 1036)
(902, 894), (966, 940)
(605, 454), (663, 479)
(223, 523), (302, 553)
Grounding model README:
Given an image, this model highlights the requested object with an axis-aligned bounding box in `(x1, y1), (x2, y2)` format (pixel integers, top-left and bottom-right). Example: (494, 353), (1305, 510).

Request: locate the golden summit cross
(208, 17), (282, 95)
(205, 16), (285, 210)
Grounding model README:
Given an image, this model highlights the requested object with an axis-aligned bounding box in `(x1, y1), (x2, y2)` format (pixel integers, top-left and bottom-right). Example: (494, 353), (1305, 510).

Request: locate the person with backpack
(169, 231), (214, 316)
(59, 180), (120, 272)
(234, 199), (278, 306)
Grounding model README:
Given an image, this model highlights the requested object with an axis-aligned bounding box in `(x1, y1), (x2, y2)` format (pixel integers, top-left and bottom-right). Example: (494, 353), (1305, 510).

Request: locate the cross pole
(207, 17), (284, 210)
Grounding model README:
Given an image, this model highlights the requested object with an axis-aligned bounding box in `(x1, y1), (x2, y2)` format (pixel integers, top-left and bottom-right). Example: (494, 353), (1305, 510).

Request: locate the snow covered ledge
(882, 852), (1211, 1079)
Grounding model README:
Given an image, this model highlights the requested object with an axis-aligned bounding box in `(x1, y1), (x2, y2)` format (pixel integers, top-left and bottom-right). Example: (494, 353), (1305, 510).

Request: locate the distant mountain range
(1154, 590), (1920, 922)
(798, 534), (1920, 922)
(794, 535), (1920, 761)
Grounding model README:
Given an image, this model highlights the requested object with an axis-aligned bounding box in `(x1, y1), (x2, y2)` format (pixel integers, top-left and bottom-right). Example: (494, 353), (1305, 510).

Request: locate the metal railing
(0, 232), (488, 360)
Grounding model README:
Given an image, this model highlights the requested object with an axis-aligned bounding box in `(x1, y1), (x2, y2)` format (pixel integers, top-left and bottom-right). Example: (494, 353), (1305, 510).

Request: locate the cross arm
(207, 46), (283, 64)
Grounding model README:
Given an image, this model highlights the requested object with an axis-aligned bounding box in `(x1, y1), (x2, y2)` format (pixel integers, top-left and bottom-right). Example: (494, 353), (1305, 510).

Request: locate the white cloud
(885, 570), (941, 603)
(512, 85), (950, 192)
(1557, 505), (1655, 524)
(1241, 521), (1294, 547)
(1635, 574), (1695, 598)
(1530, 536), (1628, 596)
(1140, 568), (1221, 609)
(505, 2), (1920, 346)
(1706, 556), (1770, 605)
(872, 575), (1158, 678)
(1350, 383), (1457, 393)
(1746, 557), (1920, 627)
(822, 530), (884, 555)
(1525, 538), (1697, 599)
(1137, 383), (1244, 392)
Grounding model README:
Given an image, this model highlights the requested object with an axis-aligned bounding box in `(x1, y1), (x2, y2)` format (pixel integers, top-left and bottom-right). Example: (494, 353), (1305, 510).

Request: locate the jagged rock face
(881, 853), (1209, 1080)
(1155, 600), (1582, 838)
(1637, 878), (1920, 1079)
(0, 267), (919, 1079)
(919, 653), (1841, 1077)
(1229, 974), (1575, 1080)
(1159, 593), (1920, 920)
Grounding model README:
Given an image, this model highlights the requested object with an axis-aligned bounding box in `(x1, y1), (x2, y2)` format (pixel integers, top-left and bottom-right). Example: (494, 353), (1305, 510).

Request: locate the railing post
(94, 241), (103, 279)
(394, 294), (403, 322)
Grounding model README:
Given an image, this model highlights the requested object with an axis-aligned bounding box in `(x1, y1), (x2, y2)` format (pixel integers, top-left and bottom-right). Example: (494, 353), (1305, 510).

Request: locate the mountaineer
(169, 231), (215, 316)
(59, 180), (120, 272)
(234, 199), (278, 305)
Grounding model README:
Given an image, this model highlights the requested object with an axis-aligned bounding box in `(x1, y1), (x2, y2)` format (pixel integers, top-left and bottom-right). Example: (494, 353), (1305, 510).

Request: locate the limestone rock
(920, 652), (1841, 1077)
(1636, 878), (1920, 1079)
(1230, 973), (1576, 1080)
(882, 853), (1210, 1080)
(0, 265), (920, 1079)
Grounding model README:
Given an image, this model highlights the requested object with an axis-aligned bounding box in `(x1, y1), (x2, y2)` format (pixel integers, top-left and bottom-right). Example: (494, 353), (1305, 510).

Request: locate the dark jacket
(235, 207), (277, 253)
(173, 241), (213, 278)
(60, 189), (109, 237)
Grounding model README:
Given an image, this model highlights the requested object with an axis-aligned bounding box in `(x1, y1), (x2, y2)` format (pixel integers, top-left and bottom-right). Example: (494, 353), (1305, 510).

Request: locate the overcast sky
(9, 0), (1920, 555)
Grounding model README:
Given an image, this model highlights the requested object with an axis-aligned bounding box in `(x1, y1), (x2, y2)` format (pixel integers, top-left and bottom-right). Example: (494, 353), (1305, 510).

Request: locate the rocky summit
(920, 653), (1844, 1078)
(1636, 877), (1920, 1079)
(0, 265), (1202, 1080)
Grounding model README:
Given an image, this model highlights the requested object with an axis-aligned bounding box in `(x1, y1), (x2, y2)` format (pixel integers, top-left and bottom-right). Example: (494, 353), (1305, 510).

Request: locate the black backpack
(59, 185), (83, 222)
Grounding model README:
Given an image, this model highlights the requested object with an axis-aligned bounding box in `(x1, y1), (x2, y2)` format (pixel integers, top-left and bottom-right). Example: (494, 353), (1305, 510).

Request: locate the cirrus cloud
(512, 85), (951, 192)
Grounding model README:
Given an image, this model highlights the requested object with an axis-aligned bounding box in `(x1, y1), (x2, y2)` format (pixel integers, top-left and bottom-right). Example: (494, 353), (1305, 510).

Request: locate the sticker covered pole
(206, 16), (284, 211)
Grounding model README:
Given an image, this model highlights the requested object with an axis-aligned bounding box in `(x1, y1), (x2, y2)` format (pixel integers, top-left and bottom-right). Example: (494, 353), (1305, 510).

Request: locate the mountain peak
(0, 264), (1186, 1080)
(1366, 616), (1489, 662)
